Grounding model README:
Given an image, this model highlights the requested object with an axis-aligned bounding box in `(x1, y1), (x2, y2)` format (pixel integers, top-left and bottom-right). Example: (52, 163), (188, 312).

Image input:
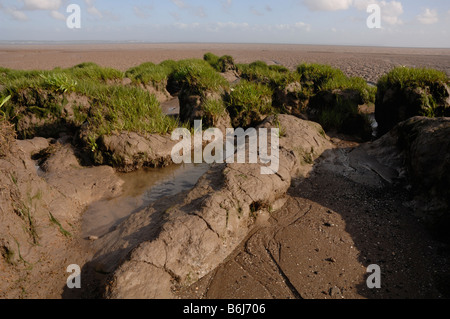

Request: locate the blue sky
(0, 0), (449, 47)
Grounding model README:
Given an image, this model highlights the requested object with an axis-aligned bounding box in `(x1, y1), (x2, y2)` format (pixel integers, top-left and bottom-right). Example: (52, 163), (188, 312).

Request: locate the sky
(0, 0), (449, 48)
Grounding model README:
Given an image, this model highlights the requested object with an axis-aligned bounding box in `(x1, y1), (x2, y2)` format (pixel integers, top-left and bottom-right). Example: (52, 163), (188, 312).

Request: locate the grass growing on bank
(0, 94), (15, 158)
(226, 80), (274, 127)
(171, 58), (229, 95)
(79, 83), (179, 137)
(375, 67), (450, 134)
(125, 61), (177, 86)
(202, 97), (227, 127)
(297, 63), (376, 104)
(204, 53), (237, 73)
(0, 63), (180, 140)
(377, 66), (449, 92)
(237, 60), (297, 90)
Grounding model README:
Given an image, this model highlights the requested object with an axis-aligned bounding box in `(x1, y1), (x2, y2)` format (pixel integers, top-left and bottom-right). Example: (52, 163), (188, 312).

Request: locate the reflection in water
(367, 113), (378, 137)
(82, 162), (210, 238)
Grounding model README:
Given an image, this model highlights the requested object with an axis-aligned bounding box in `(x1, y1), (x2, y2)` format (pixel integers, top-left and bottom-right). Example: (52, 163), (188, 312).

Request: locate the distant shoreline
(1, 43), (449, 82)
(1, 41), (450, 50)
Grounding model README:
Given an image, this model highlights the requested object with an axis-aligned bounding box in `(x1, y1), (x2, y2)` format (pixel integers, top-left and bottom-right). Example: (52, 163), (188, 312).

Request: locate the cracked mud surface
(177, 137), (450, 299)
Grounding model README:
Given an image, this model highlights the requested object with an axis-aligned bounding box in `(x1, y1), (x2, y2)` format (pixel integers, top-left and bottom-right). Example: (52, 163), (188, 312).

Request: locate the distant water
(0, 40), (149, 45)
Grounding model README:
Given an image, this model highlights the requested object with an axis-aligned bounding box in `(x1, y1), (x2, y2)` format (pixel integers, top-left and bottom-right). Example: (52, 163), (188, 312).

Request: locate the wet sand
(1, 43), (449, 83)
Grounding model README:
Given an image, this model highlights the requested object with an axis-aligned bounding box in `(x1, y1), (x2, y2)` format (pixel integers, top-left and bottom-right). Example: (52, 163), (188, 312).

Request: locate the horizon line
(0, 40), (449, 50)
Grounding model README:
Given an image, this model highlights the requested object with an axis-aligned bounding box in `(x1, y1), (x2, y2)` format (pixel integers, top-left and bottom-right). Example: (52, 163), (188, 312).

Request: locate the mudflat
(1, 43), (449, 83)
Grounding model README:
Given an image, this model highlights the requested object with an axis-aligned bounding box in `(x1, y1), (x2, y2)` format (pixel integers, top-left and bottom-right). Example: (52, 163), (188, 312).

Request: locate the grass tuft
(377, 66), (449, 92)
(226, 80), (273, 128)
(172, 59), (229, 96)
(49, 212), (72, 238)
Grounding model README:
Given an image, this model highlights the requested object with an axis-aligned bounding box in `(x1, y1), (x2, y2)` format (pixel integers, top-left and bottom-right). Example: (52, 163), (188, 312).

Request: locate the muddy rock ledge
(367, 116), (450, 240)
(0, 136), (124, 298)
(88, 114), (333, 298)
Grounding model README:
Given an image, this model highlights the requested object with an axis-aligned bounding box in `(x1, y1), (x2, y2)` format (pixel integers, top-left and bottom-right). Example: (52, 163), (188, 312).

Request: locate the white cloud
(174, 22), (201, 30)
(50, 10), (65, 20)
(8, 8), (28, 21)
(1, 6), (28, 21)
(380, 1), (404, 25)
(172, 0), (188, 9)
(23, 0), (62, 11)
(294, 21), (311, 31)
(170, 0), (206, 18)
(303, 0), (353, 11)
(84, 0), (103, 18)
(133, 5), (154, 19)
(353, 0), (404, 25)
(88, 6), (102, 18)
(274, 22), (311, 32)
(417, 8), (439, 25)
(1, 0), (64, 21)
(216, 21), (249, 29)
(303, 0), (404, 25)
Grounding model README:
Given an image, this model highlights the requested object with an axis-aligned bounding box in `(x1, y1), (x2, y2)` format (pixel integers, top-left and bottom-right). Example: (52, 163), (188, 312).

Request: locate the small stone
(329, 286), (341, 297)
(88, 235), (99, 241)
(326, 257), (336, 263)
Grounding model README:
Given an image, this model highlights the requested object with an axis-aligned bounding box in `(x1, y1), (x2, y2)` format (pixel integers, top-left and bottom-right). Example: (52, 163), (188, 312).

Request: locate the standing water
(82, 162), (210, 238)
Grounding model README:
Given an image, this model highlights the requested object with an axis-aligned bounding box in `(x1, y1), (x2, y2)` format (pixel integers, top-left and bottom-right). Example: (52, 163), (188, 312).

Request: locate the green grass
(227, 80), (274, 127)
(272, 114), (287, 137)
(377, 66), (449, 92)
(203, 52), (220, 70)
(77, 83), (180, 141)
(13, 238), (32, 269)
(322, 76), (376, 104)
(40, 73), (77, 94)
(0, 94), (15, 157)
(0, 57), (388, 149)
(297, 63), (345, 91)
(49, 212), (72, 238)
(171, 58), (229, 95)
(375, 66), (450, 134)
(316, 102), (351, 131)
(0, 64), (180, 140)
(0, 94), (11, 109)
(125, 61), (177, 86)
(203, 53), (236, 72)
(377, 66), (449, 111)
(237, 61), (303, 97)
(65, 62), (124, 82)
(296, 63), (376, 103)
(202, 97), (227, 127)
